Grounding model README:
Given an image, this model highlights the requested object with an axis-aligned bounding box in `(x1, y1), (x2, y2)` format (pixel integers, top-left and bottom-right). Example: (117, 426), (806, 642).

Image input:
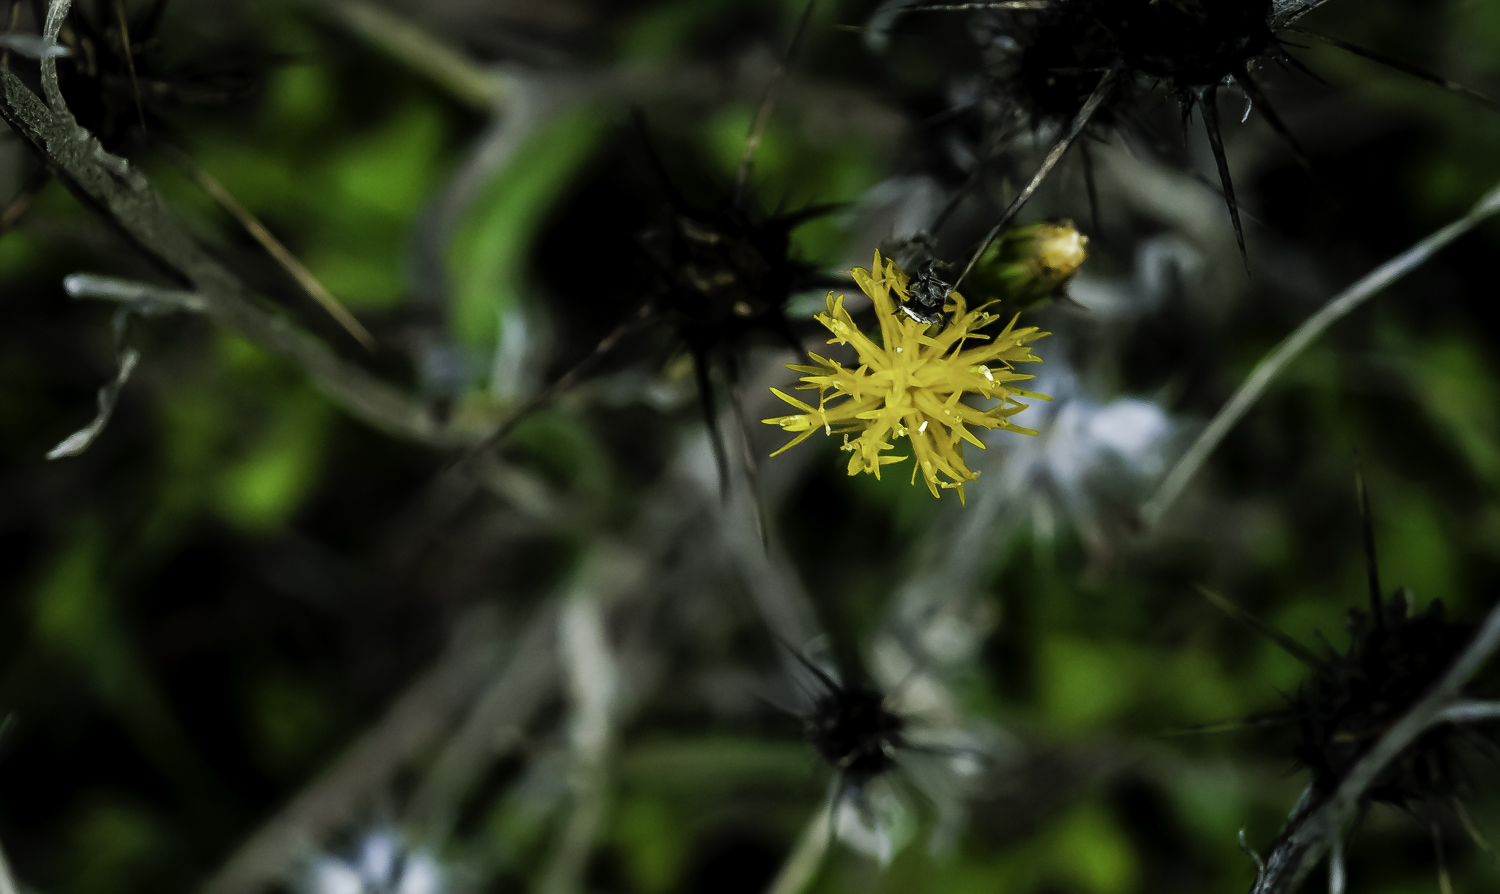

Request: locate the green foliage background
(2, 2), (1500, 894)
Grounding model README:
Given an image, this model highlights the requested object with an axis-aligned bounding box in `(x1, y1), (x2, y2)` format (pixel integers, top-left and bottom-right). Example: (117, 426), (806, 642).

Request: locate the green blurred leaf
(1036, 636), (1140, 733)
(212, 386), (332, 532)
(1045, 803), (1140, 894)
(245, 669), (335, 779)
(63, 801), (169, 894)
(612, 797), (686, 894)
(449, 109), (605, 350)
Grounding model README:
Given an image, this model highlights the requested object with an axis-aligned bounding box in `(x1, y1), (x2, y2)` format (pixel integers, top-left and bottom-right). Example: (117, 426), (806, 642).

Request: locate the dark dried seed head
(807, 683), (907, 786)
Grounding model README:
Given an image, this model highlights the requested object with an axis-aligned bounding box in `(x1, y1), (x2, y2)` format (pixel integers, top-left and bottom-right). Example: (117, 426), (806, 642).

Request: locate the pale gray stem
(310, 0), (507, 111)
(41, 0), (70, 112)
(47, 342), (138, 459)
(1437, 699), (1500, 724)
(763, 802), (833, 894)
(1144, 182), (1500, 528)
(64, 273), (208, 312)
(1328, 831), (1344, 894)
(405, 604), (561, 844)
(536, 549), (638, 894)
(0, 836), (18, 894)
(1249, 597), (1500, 893)
(200, 609), (508, 894)
(0, 34), (68, 59)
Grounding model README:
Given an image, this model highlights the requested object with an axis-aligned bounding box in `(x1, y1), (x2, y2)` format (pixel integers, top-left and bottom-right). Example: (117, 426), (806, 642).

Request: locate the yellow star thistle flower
(763, 251), (1050, 503)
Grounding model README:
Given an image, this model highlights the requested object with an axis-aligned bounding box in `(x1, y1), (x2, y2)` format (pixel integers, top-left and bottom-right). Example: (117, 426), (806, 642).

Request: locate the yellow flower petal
(762, 253), (1057, 500)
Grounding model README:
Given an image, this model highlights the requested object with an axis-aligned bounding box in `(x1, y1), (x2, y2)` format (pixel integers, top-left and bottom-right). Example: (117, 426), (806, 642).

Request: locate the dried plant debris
(53, 0), (263, 147)
(0, 1), (265, 236)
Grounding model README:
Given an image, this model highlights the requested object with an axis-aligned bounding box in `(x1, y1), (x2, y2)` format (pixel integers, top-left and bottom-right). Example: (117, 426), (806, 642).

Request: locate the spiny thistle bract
(763, 251), (1050, 503)
(1087, 0), (1276, 87)
(977, 0), (1296, 262)
(807, 675), (907, 786)
(986, 3), (1125, 133)
(641, 194), (831, 365)
(782, 645), (914, 862)
(634, 122), (840, 490)
(1294, 592), (1481, 807)
(1208, 481), (1494, 813)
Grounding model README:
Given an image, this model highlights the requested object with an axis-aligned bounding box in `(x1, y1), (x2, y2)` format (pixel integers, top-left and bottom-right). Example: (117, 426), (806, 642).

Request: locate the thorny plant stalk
(1143, 182), (1500, 527)
(1248, 597), (1500, 894)
(10, 1), (1500, 891)
(538, 550), (632, 894)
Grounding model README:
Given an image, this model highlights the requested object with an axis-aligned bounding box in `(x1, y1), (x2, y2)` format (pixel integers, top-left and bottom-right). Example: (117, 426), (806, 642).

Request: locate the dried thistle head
(640, 199), (830, 361)
(988, 3), (1125, 132)
(1294, 593), (1481, 807)
(1087, 0), (1276, 88)
(807, 679), (908, 787)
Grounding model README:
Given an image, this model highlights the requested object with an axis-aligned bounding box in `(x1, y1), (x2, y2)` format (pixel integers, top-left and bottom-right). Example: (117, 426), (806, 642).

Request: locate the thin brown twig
(164, 145), (378, 351)
(112, 0), (144, 131)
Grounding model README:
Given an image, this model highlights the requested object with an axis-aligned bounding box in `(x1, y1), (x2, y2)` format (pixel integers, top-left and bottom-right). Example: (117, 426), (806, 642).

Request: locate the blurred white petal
(835, 778), (915, 866)
(357, 832), (399, 885)
(307, 859), (364, 894)
(397, 853), (443, 894)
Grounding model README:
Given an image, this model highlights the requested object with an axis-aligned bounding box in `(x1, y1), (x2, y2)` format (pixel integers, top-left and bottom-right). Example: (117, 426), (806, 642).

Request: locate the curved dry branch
(0, 64), (484, 446)
(1143, 182), (1500, 528)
